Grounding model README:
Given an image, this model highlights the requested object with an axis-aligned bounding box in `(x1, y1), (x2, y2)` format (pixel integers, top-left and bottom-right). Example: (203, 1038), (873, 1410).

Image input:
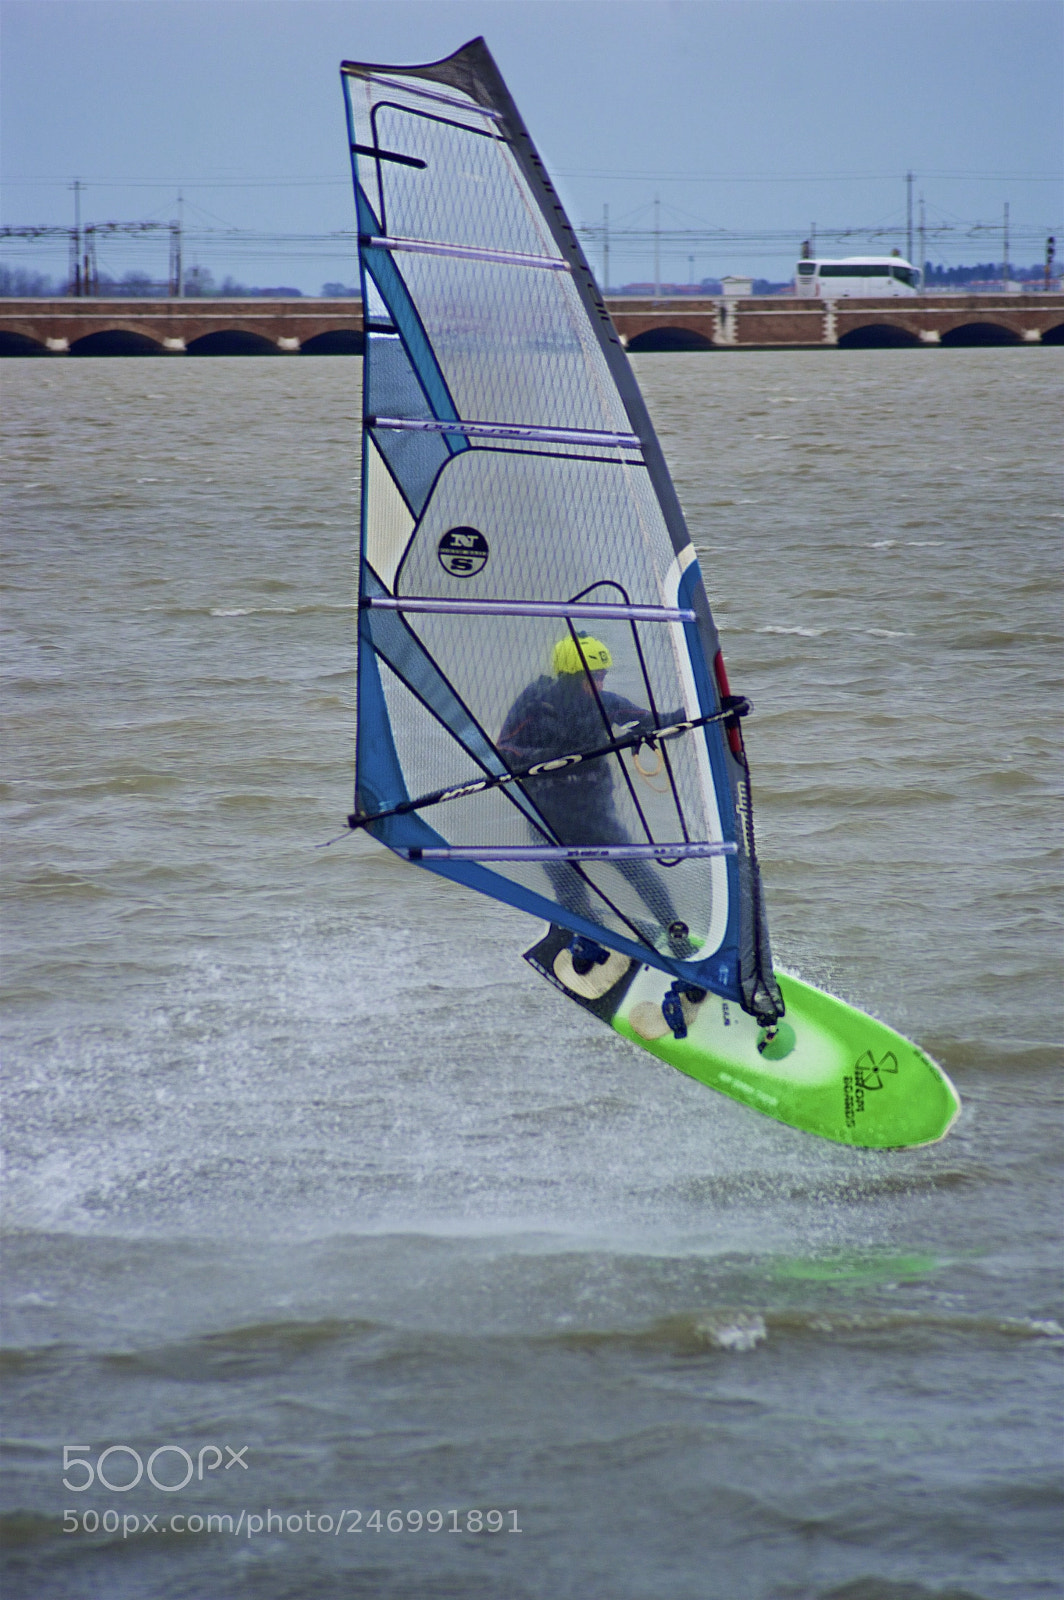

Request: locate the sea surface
(2, 350), (1061, 1600)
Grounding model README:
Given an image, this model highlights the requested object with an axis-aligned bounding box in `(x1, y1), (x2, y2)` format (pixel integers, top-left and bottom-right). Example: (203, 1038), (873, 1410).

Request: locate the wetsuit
(498, 674), (688, 947)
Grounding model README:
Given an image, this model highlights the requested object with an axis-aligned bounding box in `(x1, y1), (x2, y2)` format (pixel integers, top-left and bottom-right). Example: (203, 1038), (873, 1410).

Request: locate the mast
(653, 193), (661, 297)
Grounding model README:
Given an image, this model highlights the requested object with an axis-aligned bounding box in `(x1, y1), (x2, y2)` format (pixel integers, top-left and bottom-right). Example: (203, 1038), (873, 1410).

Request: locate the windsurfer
(497, 634), (693, 958)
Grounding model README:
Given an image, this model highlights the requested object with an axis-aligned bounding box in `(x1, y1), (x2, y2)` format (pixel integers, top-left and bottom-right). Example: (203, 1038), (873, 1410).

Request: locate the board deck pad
(552, 946), (633, 1001)
(525, 926), (960, 1148)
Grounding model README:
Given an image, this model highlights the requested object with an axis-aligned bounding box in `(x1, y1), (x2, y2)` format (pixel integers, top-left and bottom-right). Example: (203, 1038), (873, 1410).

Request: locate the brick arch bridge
(0, 293), (1061, 355)
(609, 293), (1064, 348)
(0, 298), (366, 355)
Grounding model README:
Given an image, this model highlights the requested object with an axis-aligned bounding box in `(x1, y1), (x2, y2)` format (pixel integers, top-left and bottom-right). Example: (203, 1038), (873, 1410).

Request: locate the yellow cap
(551, 634), (613, 675)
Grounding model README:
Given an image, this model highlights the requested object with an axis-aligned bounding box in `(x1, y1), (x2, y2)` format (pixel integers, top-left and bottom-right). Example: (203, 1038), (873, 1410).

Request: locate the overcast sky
(2, 0), (1061, 291)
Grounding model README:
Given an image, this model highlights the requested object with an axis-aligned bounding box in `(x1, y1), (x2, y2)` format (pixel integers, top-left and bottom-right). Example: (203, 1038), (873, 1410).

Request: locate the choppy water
(2, 351), (1061, 1600)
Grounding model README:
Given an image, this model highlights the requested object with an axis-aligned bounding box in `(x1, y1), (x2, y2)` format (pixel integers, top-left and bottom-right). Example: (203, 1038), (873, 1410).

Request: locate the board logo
(853, 1050), (898, 1092)
(437, 526), (489, 578)
(843, 1050), (899, 1127)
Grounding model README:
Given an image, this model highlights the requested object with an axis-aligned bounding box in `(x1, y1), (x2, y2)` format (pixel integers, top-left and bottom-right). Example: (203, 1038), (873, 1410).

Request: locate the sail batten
(344, 37), (783, 1022)
(362, 235), (571, 271)
(370, 417), (642, 448)
(364, 598), (696, 622)
(406, 843), (738, 862)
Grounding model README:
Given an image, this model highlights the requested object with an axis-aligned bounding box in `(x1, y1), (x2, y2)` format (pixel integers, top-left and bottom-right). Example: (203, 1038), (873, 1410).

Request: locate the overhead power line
(4, 212), (1057, 294)
(4, 169), (1060, 187)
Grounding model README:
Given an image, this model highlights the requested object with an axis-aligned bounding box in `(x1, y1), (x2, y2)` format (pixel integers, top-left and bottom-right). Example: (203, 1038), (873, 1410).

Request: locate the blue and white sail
(342, 38), (782, 1023)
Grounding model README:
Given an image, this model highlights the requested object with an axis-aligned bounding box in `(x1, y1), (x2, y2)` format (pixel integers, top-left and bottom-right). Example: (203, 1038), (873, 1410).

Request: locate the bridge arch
(70, 328), (164, 356)
(838, 322), (922, 349)
(626, 326), (714, 352)
(1040, 321), (1064, 345)
(187, 329), (281, 356)
(0, 330), (49, 357)
(940, 321), (1021, 347)
(300, 328), (365, 355)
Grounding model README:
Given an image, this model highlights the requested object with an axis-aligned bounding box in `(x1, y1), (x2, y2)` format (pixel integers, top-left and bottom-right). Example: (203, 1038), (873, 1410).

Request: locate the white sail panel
(392, 451), (673, 606)
(365, 102), (562, 260)
(364, 438), (416, 590)
(384, 253), (631, 435)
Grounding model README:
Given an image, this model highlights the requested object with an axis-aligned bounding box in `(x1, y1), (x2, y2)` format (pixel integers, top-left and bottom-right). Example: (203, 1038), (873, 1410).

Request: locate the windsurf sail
(341, 37), (783, 1024)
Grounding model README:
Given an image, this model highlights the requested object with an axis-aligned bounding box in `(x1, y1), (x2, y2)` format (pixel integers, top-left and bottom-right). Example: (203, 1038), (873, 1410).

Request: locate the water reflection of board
(524, 926), (960, 1149)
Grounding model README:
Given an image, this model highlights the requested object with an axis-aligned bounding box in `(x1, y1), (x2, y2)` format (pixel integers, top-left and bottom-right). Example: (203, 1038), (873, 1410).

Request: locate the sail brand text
(62, 1444), (249, 1493)
(735, 780), (751, 846)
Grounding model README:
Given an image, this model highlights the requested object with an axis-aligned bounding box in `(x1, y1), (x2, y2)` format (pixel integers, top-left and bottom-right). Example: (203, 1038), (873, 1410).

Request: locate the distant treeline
(922, 261), (1049, 287)
(597, 279), (792, 296)
(0, 266), (303, 298)
(1, 262), (1056, 298)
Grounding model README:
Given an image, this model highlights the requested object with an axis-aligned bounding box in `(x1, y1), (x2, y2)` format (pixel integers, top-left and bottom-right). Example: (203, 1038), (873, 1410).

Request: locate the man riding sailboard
(498, 633), (694, 972)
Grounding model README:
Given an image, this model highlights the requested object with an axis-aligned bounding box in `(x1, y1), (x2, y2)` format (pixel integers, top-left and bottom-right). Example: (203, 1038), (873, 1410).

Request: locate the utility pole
(84, 226), (98, 295)
(177, 191), (184, 296)
(602, 202), (609, 294)
(70, 178), (83, 296)
(1003, 201), (1010, 289)
(918, 194), (926, 289)
(906, 171), (913, 263)
(653, 193), (661, 297)
(169, 193), (184, 296)
(1046, 236), (1056, 291)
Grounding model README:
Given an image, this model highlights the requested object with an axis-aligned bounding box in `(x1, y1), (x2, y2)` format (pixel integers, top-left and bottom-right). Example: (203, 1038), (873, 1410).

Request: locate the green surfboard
(526, 928), (960, 1149)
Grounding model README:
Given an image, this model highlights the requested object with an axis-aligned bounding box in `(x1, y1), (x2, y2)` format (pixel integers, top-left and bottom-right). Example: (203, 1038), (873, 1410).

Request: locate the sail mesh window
(391, 253), (630, 434)
(370, 103), (562, 259)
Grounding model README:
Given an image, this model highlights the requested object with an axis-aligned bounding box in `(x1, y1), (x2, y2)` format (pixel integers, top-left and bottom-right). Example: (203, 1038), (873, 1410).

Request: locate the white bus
(795, 257), (921, 298)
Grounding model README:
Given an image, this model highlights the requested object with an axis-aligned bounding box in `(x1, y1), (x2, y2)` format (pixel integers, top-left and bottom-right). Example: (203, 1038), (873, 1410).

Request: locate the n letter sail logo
(438, 527), (489, 577)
